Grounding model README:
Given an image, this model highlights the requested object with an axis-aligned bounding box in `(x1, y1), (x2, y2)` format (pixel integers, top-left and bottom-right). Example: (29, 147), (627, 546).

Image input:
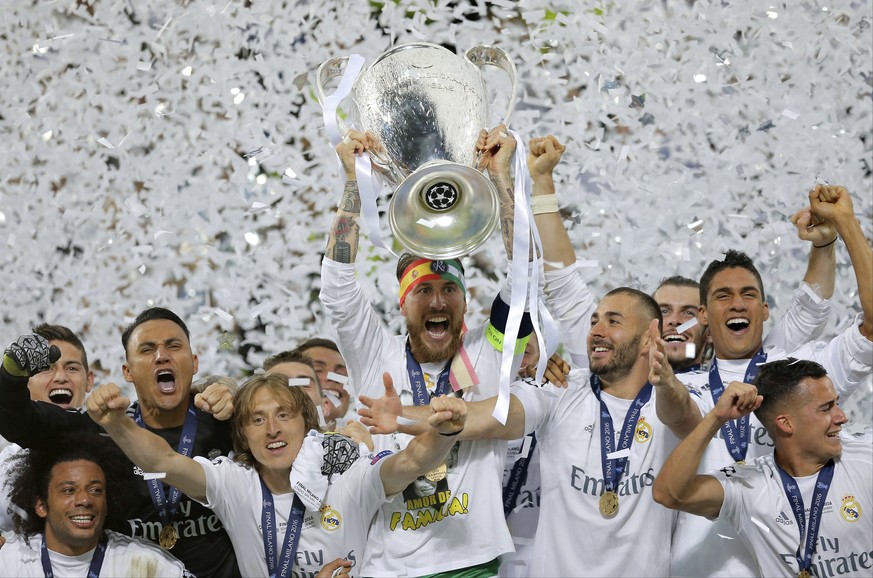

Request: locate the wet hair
(231, 373), (321, 471)
(754, 358), (829, 427)
(295, 337), (340, 354)
(33, 323), (89, 374)
(121, 307), (191, 357)
(699, 250), (765, 306)
(603, 287), (663, 332)
(395, 252), (466, 281)
(655, 275), (699, 292)
(8, 431), (133, 541)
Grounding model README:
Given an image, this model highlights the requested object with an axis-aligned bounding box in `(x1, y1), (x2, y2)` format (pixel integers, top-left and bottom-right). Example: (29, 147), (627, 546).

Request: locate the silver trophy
(317, 42), (517, 259)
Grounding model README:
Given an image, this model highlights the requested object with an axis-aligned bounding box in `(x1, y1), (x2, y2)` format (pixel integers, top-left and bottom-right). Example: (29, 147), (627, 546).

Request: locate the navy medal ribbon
(503, 433), (537, 516)
(590, 375), (653, 493)
(708, 349), (767, 462)
(41, 533), (107, 578)
(777, 460), (836, 576)
(133, 398), (199, 534)
(405, 341), (451, 406)
(260, 478), (306, 578)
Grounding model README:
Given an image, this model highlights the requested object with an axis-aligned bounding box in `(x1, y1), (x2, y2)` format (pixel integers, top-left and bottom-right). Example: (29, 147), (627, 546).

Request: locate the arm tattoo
(329, 216), (359, 263)
(500, 186), (515, 258)
(340, 181), (362, 213)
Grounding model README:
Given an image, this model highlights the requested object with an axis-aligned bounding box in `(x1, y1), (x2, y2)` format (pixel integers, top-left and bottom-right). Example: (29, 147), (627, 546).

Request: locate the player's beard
(589, 333), (643, 383)
(407, 315), (463, 363)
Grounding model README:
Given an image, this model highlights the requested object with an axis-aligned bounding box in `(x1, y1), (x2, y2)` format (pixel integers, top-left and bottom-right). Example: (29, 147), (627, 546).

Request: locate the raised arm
(359, 373), (527, 442)
(529, 135), (574, 269)
(0, 334), (97, 447)
(653, 381), (762, 518)
(323, 130), (382, 264)
(791, 185), (839, 299)
(648, 320), (703, 439)
(476, 124), (520, 259)
(86, 383), (208, 502)
(811, 186), (872, 340)
(379, 394), (466, 495)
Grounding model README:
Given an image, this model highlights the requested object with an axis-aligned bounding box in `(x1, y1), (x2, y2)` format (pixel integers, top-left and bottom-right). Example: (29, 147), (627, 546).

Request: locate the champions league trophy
(317, 42), (518, 259)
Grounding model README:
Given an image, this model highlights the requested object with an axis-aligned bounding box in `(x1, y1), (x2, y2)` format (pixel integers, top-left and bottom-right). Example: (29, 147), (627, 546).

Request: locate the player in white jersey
(320, 127), (537, 577)
(655, 358), (872, 578)
(671, 185), (873, 576)
(362, 287), (706, 576)
(86, 371), (467, 577)
(0, 431), (191, 577)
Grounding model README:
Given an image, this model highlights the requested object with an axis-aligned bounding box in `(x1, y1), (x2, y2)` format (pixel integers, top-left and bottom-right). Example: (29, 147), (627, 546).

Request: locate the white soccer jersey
(542, 264), (596, 369)
(714, 441), (873, 577)
(672, 316), (873, 577)
(194, 454), (388, 577)
(0, 530), (189, 577)
(512, 368), (703, 577)
(320, 258), (515, 576)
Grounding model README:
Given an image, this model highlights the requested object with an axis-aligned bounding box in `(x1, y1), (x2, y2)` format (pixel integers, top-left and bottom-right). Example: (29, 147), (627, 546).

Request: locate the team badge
(321, 505), (342, 531)
(840, 495), (861, 522)
(635, 417), (652, 443)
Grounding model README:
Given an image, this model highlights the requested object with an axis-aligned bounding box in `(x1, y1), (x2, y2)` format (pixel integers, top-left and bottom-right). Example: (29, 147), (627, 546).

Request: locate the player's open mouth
(726, 317), (750, 333)
(425, 316), (450, 338)
(156, 370), (176, 393)
(266, 441), (287, 454)
(69, 514), (96, 528)
(49, 388), (74, 405)
(663, 333), (687, 343)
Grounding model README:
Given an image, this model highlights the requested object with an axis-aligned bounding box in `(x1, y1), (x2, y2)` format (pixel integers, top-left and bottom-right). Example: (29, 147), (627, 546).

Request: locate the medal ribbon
(591, 376), (653, 493)
(708, 349), (767, 462)
(133, 398), (199, 531)
(260, 479), (306, 578)
(777, 460), (836, 575)
(41, 533), (107, 578)
(405, 341), (451, 406)
(503, 433), (537, 516)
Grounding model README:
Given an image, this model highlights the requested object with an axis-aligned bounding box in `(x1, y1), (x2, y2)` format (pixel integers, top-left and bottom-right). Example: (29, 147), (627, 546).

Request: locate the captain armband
(486, 296), (533, 354)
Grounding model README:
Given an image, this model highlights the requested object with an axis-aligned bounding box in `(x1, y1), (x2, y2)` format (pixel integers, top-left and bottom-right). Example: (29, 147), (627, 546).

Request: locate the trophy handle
(316, 55), (393, 170)
(315, 56), (352, 138)
(464, 45), (518, 128)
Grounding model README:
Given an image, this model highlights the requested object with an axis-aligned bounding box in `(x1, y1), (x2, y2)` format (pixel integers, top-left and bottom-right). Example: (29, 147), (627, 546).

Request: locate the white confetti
(326, 372), (349, 384)
(676, 317), (699, 333)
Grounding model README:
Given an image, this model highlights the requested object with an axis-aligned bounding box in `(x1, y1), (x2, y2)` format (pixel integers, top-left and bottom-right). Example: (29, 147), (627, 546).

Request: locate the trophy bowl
(317, 42), (517, 259)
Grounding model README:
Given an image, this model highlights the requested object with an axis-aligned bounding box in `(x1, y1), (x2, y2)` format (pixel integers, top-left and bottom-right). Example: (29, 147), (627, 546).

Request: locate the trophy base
(389, 161), (499, 260)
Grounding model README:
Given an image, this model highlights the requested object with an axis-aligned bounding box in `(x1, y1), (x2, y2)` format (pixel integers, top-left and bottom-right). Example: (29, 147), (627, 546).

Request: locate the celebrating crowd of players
(0, 128), (870, 577)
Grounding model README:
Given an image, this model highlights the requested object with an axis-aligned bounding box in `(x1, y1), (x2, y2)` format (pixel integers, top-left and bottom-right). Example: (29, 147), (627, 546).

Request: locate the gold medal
(599, 491), (619, 518)
(797, 571), (811, 578)
(159, 525), (178, 550)
(424, 463), (447, 483)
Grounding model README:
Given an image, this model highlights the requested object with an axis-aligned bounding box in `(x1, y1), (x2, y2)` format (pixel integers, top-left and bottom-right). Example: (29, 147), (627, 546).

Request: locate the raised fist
(3, 334), (61, 377)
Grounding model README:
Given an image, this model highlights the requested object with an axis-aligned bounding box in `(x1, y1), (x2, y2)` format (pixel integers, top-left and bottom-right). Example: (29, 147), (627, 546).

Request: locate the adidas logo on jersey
(774, 510), (793, 526)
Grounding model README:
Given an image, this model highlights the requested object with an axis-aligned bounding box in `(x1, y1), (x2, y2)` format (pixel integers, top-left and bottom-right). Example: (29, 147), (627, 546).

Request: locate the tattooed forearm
(500, 186), (515, 259)
(340, 181), (362, 213)
(326, 181), (362, 263)
(328, 217), (359, 263)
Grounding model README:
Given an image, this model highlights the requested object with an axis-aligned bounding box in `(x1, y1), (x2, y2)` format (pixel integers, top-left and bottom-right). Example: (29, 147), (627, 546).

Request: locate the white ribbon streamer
(492, 131), (532, 425)
(320, 53), (395, 254)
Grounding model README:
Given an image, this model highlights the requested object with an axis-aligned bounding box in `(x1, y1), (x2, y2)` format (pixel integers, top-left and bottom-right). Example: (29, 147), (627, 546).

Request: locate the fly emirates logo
(569, 466), (655, 497)
(780, 536), (873, 577)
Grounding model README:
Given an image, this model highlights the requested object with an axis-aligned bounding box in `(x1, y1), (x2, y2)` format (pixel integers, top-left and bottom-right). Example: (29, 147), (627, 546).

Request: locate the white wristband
(531, 194), (559, 214)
